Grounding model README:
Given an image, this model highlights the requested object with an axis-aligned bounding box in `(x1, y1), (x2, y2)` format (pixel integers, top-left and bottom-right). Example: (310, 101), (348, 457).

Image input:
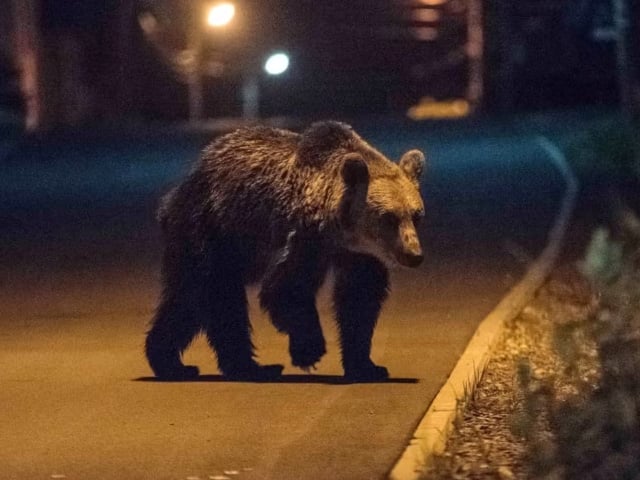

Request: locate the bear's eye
(380, 212), (399, 230)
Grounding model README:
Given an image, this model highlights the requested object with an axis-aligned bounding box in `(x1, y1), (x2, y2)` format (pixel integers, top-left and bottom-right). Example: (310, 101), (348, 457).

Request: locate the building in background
(1, 0), (637, 130)
(3, 0), (136, 129)
(484, 0), (639, 112)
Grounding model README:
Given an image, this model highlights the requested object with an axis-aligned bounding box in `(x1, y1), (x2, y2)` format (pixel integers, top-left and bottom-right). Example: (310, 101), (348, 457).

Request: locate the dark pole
(494, 0), (515, 113)
(115, 0), (136, 118)
(11, 0), (43, 130)
(466, 0), (484, 112)
(241, 74), (259, 120)
(613, 0), (633, 117)
(187, 2), (204, 123)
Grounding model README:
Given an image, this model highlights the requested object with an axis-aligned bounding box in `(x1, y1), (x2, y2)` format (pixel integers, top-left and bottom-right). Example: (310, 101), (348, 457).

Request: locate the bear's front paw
(224, 363), (284, 382)
(289, 334), (327, 371)
(344, 363), (389, 383)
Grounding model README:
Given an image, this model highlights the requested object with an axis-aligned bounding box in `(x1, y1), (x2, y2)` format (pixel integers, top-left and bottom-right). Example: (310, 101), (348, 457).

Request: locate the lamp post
(612, 0), (633, 117)
(11, 0), (43, 130)
(466, 0), (484, 112)
(188, 2), (235, 122)
(241, 51), (290, 120)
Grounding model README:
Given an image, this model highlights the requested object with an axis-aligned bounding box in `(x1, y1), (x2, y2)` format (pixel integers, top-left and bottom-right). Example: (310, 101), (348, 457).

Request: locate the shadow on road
(134, 374), (419, 384)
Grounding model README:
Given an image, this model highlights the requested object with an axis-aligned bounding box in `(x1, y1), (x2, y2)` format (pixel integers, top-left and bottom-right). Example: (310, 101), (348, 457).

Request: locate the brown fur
(146, 121), (426, 381)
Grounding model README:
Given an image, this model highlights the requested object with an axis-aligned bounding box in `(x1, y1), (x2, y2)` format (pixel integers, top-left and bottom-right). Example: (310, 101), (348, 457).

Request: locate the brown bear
(145, 121), (426, 382)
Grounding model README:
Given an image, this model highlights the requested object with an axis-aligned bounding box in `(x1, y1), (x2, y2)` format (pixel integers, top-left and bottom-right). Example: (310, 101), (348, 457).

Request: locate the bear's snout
(396, 224), (423, 267)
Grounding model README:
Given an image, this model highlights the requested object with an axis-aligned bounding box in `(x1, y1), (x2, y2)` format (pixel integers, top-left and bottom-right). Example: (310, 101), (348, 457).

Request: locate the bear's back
(202, 126), (299, 172)
(197, 127), (312, 234)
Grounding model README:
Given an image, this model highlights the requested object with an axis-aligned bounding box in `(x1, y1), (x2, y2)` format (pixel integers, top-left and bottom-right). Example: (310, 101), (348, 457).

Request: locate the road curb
(389, 136), (579, 480)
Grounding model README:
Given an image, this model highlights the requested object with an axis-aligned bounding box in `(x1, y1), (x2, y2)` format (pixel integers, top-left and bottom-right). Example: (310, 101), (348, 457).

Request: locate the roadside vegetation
(424, 118), (640, 479)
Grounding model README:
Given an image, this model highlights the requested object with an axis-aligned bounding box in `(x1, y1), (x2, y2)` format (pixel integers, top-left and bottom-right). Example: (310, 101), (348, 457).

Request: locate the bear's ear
(297, 121), (354, 167)
(399, 149), (426, 183)
(338, 154), (369, 229)
(341, 153), (369, 188)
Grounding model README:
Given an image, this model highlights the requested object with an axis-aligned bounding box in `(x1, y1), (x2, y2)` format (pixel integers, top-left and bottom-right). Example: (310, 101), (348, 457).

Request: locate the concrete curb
(389, 136), (579, 480)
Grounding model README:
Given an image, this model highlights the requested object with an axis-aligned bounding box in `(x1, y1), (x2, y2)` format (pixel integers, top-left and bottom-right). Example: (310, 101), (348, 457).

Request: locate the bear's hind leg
(202, 272), (283, 381)
(146, 293), (201, 380)
(333, 252), (390, 382)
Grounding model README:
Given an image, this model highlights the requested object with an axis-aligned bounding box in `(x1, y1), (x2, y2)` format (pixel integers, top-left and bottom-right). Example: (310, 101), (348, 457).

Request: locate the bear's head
(297, 121), (426, 268)
(338, 147), (426, 269)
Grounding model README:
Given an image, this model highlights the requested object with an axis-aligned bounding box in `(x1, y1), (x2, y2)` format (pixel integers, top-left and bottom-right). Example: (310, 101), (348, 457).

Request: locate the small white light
(207, 3), (235, 27)
(264, 52), (290, 75)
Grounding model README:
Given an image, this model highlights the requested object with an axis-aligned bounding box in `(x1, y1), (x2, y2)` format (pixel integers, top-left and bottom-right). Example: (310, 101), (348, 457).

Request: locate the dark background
(1, 0), (639, 127)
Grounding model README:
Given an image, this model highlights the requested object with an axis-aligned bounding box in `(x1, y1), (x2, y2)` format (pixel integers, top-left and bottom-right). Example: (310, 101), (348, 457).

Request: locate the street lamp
(241, 52), (290, 120)
(264, 52), (290, 76)
(188, 2), (236, 122)
(207, 2), (235, 27)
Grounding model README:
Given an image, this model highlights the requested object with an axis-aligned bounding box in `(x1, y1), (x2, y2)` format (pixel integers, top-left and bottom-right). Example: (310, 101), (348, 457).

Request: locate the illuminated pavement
(0, 119), (573, 479)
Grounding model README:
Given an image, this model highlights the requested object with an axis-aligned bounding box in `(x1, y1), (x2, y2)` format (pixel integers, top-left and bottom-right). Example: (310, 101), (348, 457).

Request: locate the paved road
(0, 119), (567, 479)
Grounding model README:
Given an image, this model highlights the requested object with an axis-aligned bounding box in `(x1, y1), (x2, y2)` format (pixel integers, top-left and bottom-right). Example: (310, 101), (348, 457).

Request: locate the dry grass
(424, 216), (640, 480)
(422, 262), (598, 480)
(527, 223), (640, 480)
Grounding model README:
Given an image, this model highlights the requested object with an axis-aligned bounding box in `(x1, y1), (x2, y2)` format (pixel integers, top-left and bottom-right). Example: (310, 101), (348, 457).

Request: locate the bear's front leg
(333, 252), (390, 382)
(259, 230), (328, 371)
(260, 275), (327, 371)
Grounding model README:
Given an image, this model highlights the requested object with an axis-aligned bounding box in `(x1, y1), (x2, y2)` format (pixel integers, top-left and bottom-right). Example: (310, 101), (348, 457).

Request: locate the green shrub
(521, 228), (640, 479)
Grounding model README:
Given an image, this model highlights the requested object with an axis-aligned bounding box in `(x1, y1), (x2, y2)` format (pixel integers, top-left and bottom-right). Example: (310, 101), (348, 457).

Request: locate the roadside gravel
(422, 263), (598, 480)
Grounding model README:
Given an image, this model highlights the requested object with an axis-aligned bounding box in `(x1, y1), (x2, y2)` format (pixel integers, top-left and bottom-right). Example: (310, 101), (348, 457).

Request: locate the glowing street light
(264, 52), (290, 75)
(242, 52), (290, 119)
(207, 2), (235, 28)
(185, 2), (235, 122)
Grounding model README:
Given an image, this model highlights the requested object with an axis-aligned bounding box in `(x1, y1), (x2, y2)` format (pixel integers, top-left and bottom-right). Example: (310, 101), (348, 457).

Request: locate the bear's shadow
(134, 374), (418, 385)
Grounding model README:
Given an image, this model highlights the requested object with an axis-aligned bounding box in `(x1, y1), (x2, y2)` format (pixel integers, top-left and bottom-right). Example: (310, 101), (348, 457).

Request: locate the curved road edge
(388, 136), (579, 480)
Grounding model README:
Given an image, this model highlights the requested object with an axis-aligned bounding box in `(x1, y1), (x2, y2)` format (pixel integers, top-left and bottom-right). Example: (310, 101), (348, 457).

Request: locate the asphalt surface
(0, 118), (569, 479)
